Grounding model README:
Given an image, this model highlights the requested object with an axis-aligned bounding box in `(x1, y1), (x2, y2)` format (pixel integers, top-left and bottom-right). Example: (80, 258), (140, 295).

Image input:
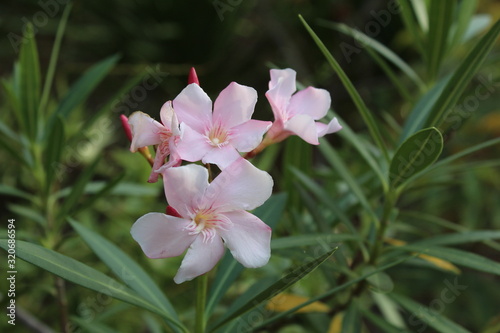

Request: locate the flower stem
(195, 274), (208, 333)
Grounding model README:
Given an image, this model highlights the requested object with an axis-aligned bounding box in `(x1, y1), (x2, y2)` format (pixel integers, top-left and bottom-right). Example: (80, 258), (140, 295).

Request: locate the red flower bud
(120, 114), (133, 142)
(166, 205), (182, 218)
(188, 67), (200, 85)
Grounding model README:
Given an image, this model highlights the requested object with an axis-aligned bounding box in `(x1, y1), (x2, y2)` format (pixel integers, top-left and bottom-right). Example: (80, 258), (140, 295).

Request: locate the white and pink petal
(130, 213), (196, 259)
(213, 82), (258, 128)
(128, 111), (163, 152)
(218, 210), (271, 268)
(173, 235), (225, 284)
(283, 114), (320, 145)
(287, 87), (331, 120)
(230, 120), (272, 152)
(173, 84), (213, 133)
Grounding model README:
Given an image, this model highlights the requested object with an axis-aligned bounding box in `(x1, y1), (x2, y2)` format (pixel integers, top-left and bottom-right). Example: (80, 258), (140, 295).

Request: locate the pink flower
(131, 158), (273, 284)
(173, 82), (271, 169)
(128, 101), (181, 183)
(265, 68), (342, 145)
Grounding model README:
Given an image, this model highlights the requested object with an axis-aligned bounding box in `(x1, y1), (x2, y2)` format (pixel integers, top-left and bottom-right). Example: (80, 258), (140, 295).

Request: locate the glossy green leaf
(77, 173), (125, 213)
(389, 127), (443, 188)
(69, 220), (183, 332)
(0, 239), (185, 330)
(361, 306), (411, 333)
(426, 0), (455, 81)
(18, 23), (41, 141)
(391, 245), (500, 276)
(342, 303), (362, 333)
(299, 14), (389, 161)
(390, 293), (471, 333)
(424, 20), (500, 128)
(0, 184), (34, 201)
(44, 115), (65, 189)
(210, 247), (337, 331)
(7, 203), (46, 226)
(319, 21), (425, 90)
(206, 193), (287, 317)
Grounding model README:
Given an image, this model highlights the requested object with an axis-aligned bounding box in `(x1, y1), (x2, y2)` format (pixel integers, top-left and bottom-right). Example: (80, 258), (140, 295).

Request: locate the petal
(206, 158), (273, 211)
(230, 120), (272, 152)
(218, 210), (271, 268)
(173, 84), (213, 133)
(128, 111), (163, 152)
(159, 101), (175, 129)
(176, 123), (211, 162)
(130, 213), (196, 259)
(317, 117), (342, 137)
(283, 114), (320, 145)
(174, 235), (225, 284)
(162, 164), (210, 217)
(201, 145), (241, 170)
(266, 68), (296, 120)
(287, 87), (331, 120)
(213, 82), (258, 128)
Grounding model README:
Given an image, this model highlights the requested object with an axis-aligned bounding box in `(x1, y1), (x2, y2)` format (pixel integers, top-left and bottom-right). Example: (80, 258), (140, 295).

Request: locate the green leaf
(389, 127), (443, 188)
(0, 184), (35, 201)
(449, 0), (477, 48)
(205, 194), (287, 317)
(342, 303), (362, 333)
(414, 230), (500, 247)
(299, 14), (389, 162)
(44, 115), (65, 189)
(18, 23), (41, 141)
(50, 53), (120, 127)
(69, 220), (183, 332)
(424, 20), (500, 128)
(400, 75), (450, 142)
(7, 203), (46, 226)
(398, 0), (425, 54)
(390, 293), (471, 333)
(391, 245), (500, 276)
(77, 173), (125, 212)
(272, 234), (358, 250)
(426, 0), (455, 81)
(0, 239), (186, 331)
(360, 306), (411, 333)
(209, 247), (337, 331)
(319, 21), (425, 90)
(39, 2), (73, 116)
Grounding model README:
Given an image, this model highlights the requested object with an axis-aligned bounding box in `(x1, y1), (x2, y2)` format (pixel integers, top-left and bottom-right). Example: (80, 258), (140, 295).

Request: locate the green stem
(369, 190), (398, 265)
(195, 274), (208, 333)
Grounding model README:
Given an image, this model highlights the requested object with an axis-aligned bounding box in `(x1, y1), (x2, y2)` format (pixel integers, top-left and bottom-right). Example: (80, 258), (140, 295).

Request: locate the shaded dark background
(0, 0), (409, 127)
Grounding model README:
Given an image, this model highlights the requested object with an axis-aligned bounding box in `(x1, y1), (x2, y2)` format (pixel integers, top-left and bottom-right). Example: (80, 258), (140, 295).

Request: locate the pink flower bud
(120, 114), (133, 142)
(166, 206), (182, 218)
(188, 67), (200, 85)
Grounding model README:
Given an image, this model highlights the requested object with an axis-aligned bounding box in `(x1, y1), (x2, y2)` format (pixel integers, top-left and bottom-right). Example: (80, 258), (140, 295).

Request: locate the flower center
(206, 124), (229, 148)
(185, 208), (232, 242)
(158, 128), (172, 154)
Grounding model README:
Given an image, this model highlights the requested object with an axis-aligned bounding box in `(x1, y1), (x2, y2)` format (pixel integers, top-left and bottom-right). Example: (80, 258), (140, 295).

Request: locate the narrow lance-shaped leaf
(0, 240), (188, 333)
(44, 115), (65, 191)
(424, 20), (500, 128)
(426, 0), (455, 82)
(209, 247), (337, 331)
(390, 293), (471, 333)
(69, 220), (183, 333)
(389, 127), (443, 188)
(18, 23), (41, 142)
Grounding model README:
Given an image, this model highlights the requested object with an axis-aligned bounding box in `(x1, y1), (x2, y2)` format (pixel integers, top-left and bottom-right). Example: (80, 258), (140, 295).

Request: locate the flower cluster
(125, 68), (341, 283)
